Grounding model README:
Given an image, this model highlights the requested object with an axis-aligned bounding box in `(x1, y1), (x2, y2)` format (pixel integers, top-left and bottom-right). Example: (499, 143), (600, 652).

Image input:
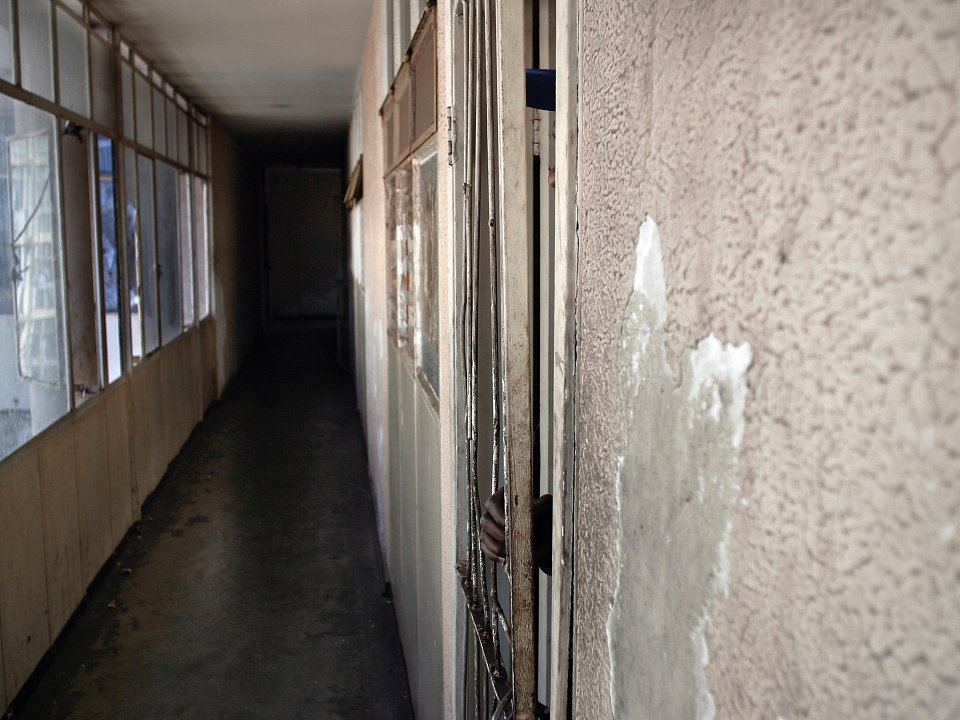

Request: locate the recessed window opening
(0, 97), (69, 460)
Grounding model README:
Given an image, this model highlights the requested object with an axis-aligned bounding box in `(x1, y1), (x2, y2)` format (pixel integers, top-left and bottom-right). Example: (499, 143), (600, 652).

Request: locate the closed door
(266, 168), (342, 319)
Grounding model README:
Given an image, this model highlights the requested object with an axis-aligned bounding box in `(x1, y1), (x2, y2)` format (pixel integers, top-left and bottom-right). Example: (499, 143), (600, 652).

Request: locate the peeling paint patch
(607, 217), (752, 719)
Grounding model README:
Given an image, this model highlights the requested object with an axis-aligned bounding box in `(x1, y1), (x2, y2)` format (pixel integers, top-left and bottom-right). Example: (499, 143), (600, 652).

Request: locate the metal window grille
(454, 1), (538, 718)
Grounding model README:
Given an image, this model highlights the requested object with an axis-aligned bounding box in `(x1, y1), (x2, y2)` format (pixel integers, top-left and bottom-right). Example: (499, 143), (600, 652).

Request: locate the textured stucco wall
(572, 1), (960, 718)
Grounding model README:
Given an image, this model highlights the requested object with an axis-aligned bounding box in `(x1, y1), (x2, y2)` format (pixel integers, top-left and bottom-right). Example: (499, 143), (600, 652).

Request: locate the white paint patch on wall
(607, 216), (752, 719)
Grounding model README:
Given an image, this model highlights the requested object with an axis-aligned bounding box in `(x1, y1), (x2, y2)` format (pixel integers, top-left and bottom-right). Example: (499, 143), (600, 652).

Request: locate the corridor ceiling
(92, 0), (374, 133)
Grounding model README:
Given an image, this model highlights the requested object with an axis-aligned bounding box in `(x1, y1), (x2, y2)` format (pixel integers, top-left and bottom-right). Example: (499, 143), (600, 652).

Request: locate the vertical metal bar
(462, 0), (478, 608)
(492, 0), (536, 717)
(475, 0), (503, 678)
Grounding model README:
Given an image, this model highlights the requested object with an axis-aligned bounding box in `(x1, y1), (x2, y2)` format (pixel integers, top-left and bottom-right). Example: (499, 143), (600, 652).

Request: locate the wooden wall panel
(73, 401), (113, 587)
(0, 325), (218, 709)
(0, 610), (5, 711)
(147, 358), (168, 485)
(0, 446), (49, 702)
(36, 422), (84, 640)
(141, 359), (165, 499)
(189, 331), (204, 426)
(130, 365), (151, 507)
(105, 382), (136, 547)
(159, 347), (179, 469)
(201, 319), (218, 407)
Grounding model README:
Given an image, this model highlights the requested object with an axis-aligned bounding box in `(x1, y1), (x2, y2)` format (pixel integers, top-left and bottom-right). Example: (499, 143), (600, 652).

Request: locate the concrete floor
(13, 326), (414, 719)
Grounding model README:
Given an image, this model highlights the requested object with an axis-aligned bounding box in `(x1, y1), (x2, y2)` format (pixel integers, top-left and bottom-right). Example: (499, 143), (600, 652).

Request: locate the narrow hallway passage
(13, 326), (413, 720)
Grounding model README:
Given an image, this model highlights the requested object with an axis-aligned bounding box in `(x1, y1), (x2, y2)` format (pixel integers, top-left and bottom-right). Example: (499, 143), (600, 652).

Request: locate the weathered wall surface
(0, 321), (218, 711)
(351, 3), (455, 716)
(573, 1), (960, 718)
(357, 3), (391, 559)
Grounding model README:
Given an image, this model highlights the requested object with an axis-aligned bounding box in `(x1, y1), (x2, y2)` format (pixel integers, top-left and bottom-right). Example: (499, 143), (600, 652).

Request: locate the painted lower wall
(349, 3), (456, 717)
(571, 1), (960, 718)
(0, 322), (217, 709)
(0, 123), (262, 712)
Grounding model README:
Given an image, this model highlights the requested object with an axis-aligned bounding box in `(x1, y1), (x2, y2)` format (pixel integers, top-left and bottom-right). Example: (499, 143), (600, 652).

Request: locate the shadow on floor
(11, 326), (414, 720)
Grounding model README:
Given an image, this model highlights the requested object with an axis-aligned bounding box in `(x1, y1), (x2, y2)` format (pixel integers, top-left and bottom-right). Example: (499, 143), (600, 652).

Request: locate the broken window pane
(413, 138), (438, 394)
(155, 161), (181, 344)
(18, 0), (55, 100)
(56, 7), (90, 117)
(0, 97), (69, 460)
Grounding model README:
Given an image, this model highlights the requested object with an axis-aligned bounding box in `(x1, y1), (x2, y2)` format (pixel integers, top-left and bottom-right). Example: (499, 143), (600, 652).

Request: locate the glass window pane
(56, 7), (89, 116)
(122, 146), (141, 362)
(152, 86), (164, 155)
(18, 0), (55, 100)
(90, 36), (117, 130)
(396, 162), (413, 349)
(177, 108), (189, 166)
(135, 72), (152, 149)
(121, 61), (135, 140)
(192, 176), (209, 319)
(137, 154), (158, 354)
(197, 122), (207, 175)
(178, 172), (194, 327)
(155, 161), (180, 344)
(0, 96), (69, 460)
(166, 96), (177, 160)
(97, 136), (122, 382)
(0, 0), (15, 83)
(385, 173), (397, 334)
(413, 139), (438, 393)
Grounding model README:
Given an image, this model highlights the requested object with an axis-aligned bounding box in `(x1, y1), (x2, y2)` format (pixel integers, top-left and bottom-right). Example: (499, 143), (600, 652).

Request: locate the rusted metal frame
(479, 0), (507, 678)
(549, 0), (579, 715)
(493, 0), (537, 717)
(467, 0), (500, 691)
(458, 562), (511, 702)
(462, 0), (479, 609)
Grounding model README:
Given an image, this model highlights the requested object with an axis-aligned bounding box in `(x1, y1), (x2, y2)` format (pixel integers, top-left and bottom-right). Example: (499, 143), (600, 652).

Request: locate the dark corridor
(12, 326), (413, 720)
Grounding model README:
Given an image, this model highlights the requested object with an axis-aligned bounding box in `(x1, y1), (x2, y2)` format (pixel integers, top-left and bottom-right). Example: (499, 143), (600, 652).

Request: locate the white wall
(351, 2), (456, 717)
